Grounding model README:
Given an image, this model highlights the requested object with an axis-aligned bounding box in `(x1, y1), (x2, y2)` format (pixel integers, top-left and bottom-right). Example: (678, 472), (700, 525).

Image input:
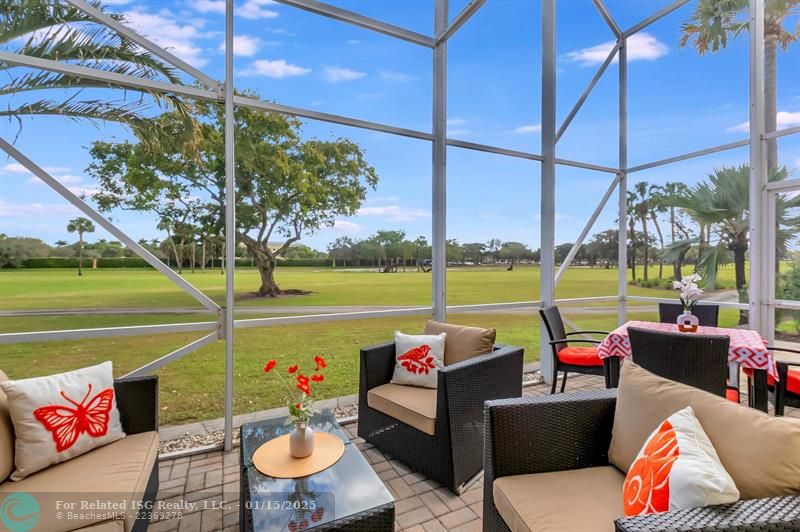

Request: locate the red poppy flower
(263, 359), (277, 373)
(288, 364), (299, 374)
(314, 355), (327, 371)
(295, 402), (301, 409)
(311, 374), (325, 383)
(296, 374), (310, 385)
(297, 383), (311, 395)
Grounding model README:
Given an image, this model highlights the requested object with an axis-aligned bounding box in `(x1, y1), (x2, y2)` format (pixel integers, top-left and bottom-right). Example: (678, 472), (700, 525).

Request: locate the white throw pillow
(391, 331), (446, 389)
(0, 361), (125, 480)
(623, 406), (739, 517)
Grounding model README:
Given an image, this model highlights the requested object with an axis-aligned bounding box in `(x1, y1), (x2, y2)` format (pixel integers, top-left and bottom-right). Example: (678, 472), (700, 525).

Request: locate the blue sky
(1, 0), (799, 250)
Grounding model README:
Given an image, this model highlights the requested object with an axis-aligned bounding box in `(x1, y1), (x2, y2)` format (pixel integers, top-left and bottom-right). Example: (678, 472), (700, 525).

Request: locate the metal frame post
(223, 0), (236, 452)
(748, 0), (766, 335)
(540, 0), (557, 384)
(432, 0), (448, 322)
(617, 39), (628, 325)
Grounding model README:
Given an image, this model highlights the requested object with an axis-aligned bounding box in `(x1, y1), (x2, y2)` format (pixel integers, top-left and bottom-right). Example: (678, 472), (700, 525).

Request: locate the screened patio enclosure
(1, 0), (799, 453)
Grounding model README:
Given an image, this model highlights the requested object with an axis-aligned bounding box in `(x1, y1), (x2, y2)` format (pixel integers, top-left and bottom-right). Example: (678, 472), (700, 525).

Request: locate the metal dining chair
(539, 305), (612, 393)
(658, 302), (720, 327)
(627, 327), (731, 398)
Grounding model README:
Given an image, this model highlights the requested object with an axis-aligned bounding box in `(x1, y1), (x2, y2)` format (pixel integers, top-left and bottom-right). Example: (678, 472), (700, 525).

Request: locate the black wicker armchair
(483, 389), (800, 532)
(539, 305), (613, 393)
(358, 342), (523, 493)
(628, 327), (731, 398)
(743, 347), (800, 416)
(658, 303), (720, 327)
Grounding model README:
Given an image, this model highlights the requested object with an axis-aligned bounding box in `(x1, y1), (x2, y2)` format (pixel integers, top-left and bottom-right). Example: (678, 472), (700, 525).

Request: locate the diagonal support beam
(64, 0), (220, 91)
(555, 173), (622, 286)
(592, 0), (622, 37)
(0, 137), (221, 313)
(556, 40), (621, 143)
(123, 332), (219, 378)
(436, 0), (487, 44)
(272, 0), (435, 47)
(623, 0), (690, 37)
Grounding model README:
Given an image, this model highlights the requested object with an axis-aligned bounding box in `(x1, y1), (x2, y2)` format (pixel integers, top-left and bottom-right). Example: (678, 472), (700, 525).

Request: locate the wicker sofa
(483, 363), (800, 532)
(358, 341), (523, 493)
(0, 374), (160, 532)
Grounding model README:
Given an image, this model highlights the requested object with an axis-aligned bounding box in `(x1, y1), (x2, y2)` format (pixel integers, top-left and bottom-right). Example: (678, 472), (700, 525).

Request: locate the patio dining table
(597, 320), (777, 412)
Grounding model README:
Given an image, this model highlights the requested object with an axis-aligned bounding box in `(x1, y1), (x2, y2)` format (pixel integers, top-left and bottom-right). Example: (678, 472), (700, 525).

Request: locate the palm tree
(66, 217), (95, 276)
(626, 191), (638, 280)
(1, 1), (190, 132)
(647, 184), (668, 279)
(631, 182), (652, 280)
(671, 164), (800, 324)
(681, 0), (799, 170)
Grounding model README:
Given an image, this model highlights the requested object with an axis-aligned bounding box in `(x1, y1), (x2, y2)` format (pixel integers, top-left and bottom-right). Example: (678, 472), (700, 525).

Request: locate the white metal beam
(592, 0), (622, 38)
(626, 296), (748, 310)
(555, 173), (622, 286)
(555, 157), (619, 174)
(446, 138), (544, 161)
(0, 321), (217, 345)
(223, 0), (236, 453)
(432, 0), (448, 322)
(436, 0), (487, 44)
(64, 0), (220, 90)
(0, 137), (221, 313)
(272, 0), (435, 47)
(557, 41), (621, 143)
(765, 178), (800, 192)
(763, 125), (800, 140)
(540, 0), (557, 384)
(617, 39), (628, 325)
(623, 0), (690, 38)
(627, 139), (749, 173)
(123, 332), (219, 378)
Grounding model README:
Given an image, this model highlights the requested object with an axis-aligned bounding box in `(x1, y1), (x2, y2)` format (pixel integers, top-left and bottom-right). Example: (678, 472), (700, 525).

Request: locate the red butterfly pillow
(391, 331), (446, 388)
(0, 361), (125, 480)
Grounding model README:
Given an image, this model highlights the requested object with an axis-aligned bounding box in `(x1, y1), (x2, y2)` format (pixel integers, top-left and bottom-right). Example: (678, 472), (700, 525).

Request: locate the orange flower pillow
(623, 406), (739, 517)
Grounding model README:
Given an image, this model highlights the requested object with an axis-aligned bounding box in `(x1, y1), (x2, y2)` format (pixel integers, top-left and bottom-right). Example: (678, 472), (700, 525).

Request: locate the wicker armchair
(483, 389), (800, 532)
(358, 342), (523, 493)
(658, 303), (720, 327)
(627, 327), (730, 397)
(743, 347), (800, 416)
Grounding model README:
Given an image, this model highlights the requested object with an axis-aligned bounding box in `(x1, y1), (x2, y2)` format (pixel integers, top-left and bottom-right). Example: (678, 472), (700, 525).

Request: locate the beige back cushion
(0, 370), (14, 482)
(609, 361), (800, 500)
(424, 320), (496, 365)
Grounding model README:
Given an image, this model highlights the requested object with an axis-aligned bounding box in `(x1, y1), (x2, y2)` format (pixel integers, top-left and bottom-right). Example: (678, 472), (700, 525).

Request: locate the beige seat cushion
(0, 431), (158, 532)
(367, 383), (437, 435)
(609, 361), (800, 500)
(494, 466), (625, 532)
(0, 370), (13, 482)
(425, 320), (496, 365)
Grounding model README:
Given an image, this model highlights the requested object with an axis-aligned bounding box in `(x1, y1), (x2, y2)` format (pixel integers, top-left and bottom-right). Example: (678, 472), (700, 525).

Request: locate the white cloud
(102, 0), (133, 4)
(27, 174), (83, 185)
(566, 32), (668, 66)
(347, 39), (361, 45)
(513, 124), (541, 134)
(324, 66), (366, 83)
(378, 69), (415, 82)
(219, 35), (262, 57)
(238, 0), (279, 20)
(2, 163), (69, 175)
(240, 59), (311, 78)
(0, 201), (76, 217)
(726, 111), (800, 133)
(122, 9), (210, 67)
(357, 205), (430, 221)
(332, 220), (363, 232)
(447, 118), (468, 127)
(193, 0), (226, 13)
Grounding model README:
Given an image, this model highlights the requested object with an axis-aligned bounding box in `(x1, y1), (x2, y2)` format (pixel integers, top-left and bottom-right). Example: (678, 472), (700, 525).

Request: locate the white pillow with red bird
(391, 331), (446, 389)
(0, 361), (125, 480)
(623, 406), (739, 517)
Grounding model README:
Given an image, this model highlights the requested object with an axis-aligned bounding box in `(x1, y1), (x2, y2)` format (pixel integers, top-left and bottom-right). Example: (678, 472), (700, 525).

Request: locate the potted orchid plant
(263, 355), (327, 458)
(672, 273), (704, 332)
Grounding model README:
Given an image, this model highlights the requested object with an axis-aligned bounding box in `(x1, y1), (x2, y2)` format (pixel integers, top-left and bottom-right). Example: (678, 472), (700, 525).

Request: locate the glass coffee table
(239, 409), (395, 531)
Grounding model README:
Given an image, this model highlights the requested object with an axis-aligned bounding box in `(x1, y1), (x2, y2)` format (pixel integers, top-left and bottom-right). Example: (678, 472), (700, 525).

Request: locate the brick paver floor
(152, 373), (799, 531)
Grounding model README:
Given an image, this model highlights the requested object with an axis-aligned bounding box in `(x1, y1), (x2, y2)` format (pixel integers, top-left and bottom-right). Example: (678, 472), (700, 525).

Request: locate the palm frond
(696, 242), (732, 290)
(0, 98), (148, 128)
(661, 237), (699, 264)
(0, 0), (119, 44)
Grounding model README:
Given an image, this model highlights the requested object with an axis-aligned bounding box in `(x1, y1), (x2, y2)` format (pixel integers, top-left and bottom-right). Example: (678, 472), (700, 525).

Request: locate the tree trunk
(651, 212), (664, 279)
(201, 240), (206, 272)
(256, 256), (281, 297)
(191, 243), (196, 273)
(641, 216), (649, 281)
(765, 34), (778, 171)
(78, 231), (84, 276)
(629, 221), (637, 281)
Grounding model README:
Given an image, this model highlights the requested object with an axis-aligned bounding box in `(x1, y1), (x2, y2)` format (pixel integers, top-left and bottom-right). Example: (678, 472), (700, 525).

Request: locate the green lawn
(0, 263), (751, 311)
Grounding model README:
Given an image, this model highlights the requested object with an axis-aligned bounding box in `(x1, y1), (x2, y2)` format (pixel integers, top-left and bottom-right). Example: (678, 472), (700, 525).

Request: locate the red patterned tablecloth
(597, 320), (778, 380)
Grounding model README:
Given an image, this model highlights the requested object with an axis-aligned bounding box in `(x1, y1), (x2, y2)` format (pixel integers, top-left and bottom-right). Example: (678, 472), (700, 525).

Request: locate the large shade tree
(681, 0), (799, 170)
(87, 100), (378, 297)
(0, 0), (190, 131)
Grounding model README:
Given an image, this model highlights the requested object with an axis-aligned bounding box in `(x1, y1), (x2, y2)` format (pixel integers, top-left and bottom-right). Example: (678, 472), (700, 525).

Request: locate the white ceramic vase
(677, 309), (699, 332)
(289, 421), (314, 458)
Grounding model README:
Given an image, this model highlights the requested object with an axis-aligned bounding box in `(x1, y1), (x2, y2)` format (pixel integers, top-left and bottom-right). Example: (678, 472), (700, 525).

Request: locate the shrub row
(8, 257), (333, 269)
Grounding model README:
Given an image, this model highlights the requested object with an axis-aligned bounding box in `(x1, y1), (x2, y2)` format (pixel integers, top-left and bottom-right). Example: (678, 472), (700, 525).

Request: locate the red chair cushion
(725, 388), (740, 403)
(743, 367), (800, 395)
(557, 346), (603, 367)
